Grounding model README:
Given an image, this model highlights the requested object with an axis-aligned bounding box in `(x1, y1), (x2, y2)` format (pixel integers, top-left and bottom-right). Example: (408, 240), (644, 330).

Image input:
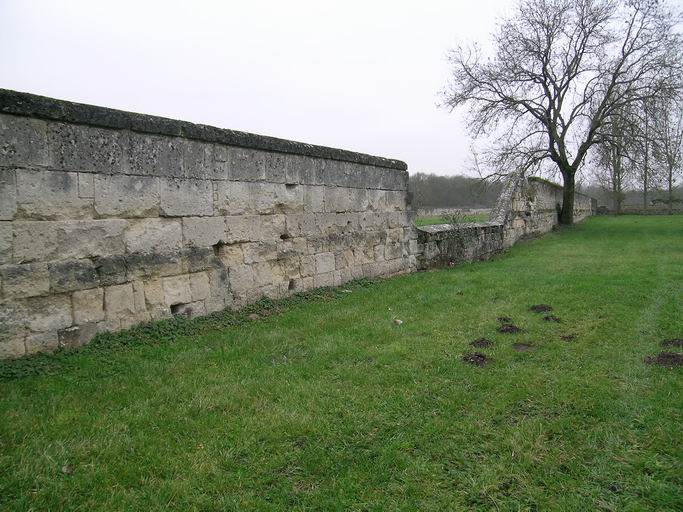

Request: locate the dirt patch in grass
(462, 352), (492, 367)
(645, 352), (683, 368)
(512, 343), (535, 352)
(661, 338), (683, 348)
(560, 334), (577, 342)
(470, 338), (494, 348)
(530, 304), (553, 313)
(543, 315), (562, 323)
(497, 316), (513, 324)
(498, 324), (523, 334)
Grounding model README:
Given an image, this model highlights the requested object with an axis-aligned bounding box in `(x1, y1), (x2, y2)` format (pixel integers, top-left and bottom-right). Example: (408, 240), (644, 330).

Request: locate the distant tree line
(408, 173), (503, 208)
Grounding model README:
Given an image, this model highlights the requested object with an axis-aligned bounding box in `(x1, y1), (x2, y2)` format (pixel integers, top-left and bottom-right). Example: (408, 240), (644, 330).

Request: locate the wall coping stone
(0, 89), (408, 171)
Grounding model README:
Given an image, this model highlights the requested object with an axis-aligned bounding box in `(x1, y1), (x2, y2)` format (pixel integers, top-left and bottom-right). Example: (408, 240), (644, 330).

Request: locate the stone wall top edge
(0, 88), (408, 172)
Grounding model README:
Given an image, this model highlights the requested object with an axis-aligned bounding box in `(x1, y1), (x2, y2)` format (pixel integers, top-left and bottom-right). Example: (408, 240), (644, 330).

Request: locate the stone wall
(417, 175), (595, 269)
(0, 90), (416, 359)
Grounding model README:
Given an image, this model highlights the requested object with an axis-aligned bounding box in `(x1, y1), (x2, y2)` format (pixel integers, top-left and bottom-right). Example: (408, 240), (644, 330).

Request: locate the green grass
(415, 212), (490, 227)
(1, 216), (682, 511)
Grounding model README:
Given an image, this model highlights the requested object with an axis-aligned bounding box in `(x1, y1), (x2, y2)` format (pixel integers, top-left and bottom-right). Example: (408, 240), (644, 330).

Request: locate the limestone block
(159, 177), (213, 217)
(286, 154), (316, 184)
(181, 247), (220, 273)
(385, 190), (406, 211)
(324, 186), (350, 213)
(206, 268), (228, 313)
(274, 184), (304, 214)
(313, 272), (334, 288)
(303, 185), (325, 213)
(315, 252), (336, 274)
(13, 219), (126, 263)
(229, 147), (265, 181)
(0, 263), (49, 298)
(0, 222), (11, 265)
(93, 255), (128, 285)
(367, 190), (385, 211)
(212, 144), (232, 180)
(215, 181), (254, 216)
(48, 122), (123, 173)
(15, 170), (93, 220)
(0, 337), (26, 359)
(0, 114), (48, 167)
(0, 169), (17, 220)
(229, 264), (255, 293)
(26, 295), (73, 332)
(127, 132), (183, 177)
(124, 218), (182, 254)
(104, 283), (136, 320)
(300, 255), (315, 277)
(126, 252), (182, 279)
(162, 274), (192, 306)
(251, 183), (278, 214)
(302, 276), (314, 291)
(335, 249), (354, 270)
(184, 140), (225, 180)
(132, 280), (146, 312)
(182, 216), (226, 247)
(348, 188), (369, 212)
(94, 174), (160, 217)
(253, 261), (284, 287)
(25, 331), (59, 355)
(242, 242), (278, 264)
(189, 272), (211, 301)
(49, 259), (98, 293)
(225, 215), (285, 244)
(58, 323), (98, 350)
(73, 287), (105, 324)
(78, 173), (95, 198)
(143, 279), (172, 320)
(120, 310), (151, 330)
(265, 152), (287, 183)
(216, 243), (244, 266)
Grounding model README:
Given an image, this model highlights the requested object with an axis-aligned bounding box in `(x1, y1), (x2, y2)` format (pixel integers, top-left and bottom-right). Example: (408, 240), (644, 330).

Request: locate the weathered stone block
(48, 259), (98, 292)
(265, 152), (287, 183)
(184, 140), (222, 180)
(324, 186), (350, 213)
(303, 185), (325, 213)
(171, 301), (206, 319)
(229, 147), (265, 181)
(313, 271), (334, 288)
(216, 243), (244, 266)
(127, 132), (183, 177)
(229, 264), (255, 293)
(104, 283), (135, 320)
(58, 323), (98, 349)
(124, 218), (182, 254)
(189, 272), (211, 301)
(0, 169), (17, 221)
(15, 170), (92, 220)
(49, 122), (123, 173)
(26, 295), (73, 332)
(0, 262), (49, 298)
(0, 222), (11, 265)
(162, 274), (192, 306)
(126, 252), (182, 279)
(13, 219), (126, 263)
(95, 174), (160, 217)
(78, 172), (95, 198)
(315, 252), (336, 274)
(159, 177), (213, 217)
(242, 242), (278, 264)
(73, 287), (105, 324)
(93, 255), (128, 285)
(143, 279), (172, 320)
(25, 331), (59, 355)
(274, 184), (303, 213)
(181, 247), (220, 273)
(182, 216), (226, 247)
(0, 114), (48, 167)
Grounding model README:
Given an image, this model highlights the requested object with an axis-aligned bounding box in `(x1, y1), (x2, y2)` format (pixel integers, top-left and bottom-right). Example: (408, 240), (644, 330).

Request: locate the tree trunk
(559, 171), (575, 225)
(669, 167), (673, 215)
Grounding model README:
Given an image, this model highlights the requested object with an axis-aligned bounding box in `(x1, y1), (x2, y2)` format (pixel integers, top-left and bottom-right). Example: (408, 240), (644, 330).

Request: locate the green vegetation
(415, 212), (490, 227)
(1, 216), (681, 510)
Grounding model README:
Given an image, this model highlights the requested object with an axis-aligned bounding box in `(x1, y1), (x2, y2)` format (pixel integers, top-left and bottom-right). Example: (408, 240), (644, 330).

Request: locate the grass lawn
(1, 216), (682, 510)
(415, 212), (490, 227)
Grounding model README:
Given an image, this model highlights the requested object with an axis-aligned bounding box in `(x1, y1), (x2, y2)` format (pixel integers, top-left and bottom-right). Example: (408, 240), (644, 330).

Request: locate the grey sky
(6, 0), (678, 176)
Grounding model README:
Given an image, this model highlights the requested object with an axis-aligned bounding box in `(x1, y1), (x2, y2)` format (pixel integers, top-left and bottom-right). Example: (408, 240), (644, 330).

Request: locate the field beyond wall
(1, 216), (682, 510)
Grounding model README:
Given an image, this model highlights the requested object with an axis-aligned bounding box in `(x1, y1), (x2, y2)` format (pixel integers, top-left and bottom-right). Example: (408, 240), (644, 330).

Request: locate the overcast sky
(2, 1), (680, 176)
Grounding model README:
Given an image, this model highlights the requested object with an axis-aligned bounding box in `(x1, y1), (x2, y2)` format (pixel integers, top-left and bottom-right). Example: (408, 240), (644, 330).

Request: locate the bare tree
(592, 105), (637, 213)
(442, 0), (682, 224)
(652, 96), (683, 214)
